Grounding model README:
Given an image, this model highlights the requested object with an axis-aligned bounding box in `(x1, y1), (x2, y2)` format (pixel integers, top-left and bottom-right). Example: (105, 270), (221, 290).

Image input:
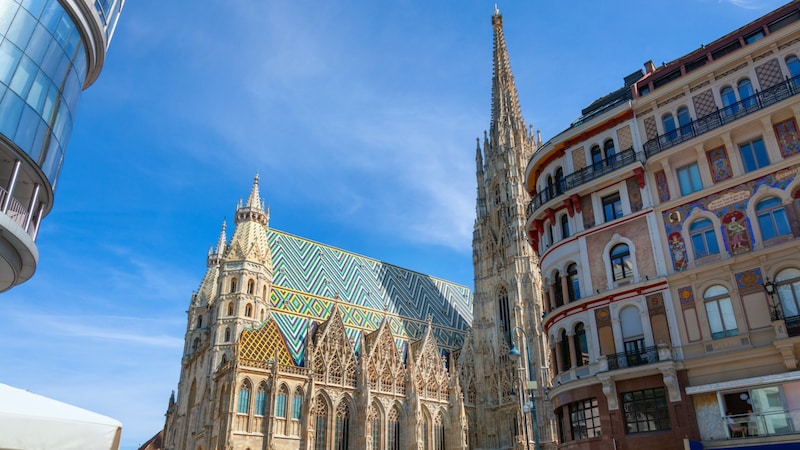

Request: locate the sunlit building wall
(0, 0), (123, 291)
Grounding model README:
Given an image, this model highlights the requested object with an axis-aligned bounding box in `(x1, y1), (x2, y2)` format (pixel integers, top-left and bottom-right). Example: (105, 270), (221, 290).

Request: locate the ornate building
(524, 1), (800, 449)
(161, 175), (474, 450)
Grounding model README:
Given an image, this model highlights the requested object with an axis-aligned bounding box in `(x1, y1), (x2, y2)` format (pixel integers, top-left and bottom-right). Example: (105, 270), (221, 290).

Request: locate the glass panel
(0, 40), (23, 85)
(751, 138), (770, 169)
(705, 229), (719, 255)
(787, 55), (800, 78)
(719, 298), (737, 336)
(706, 301), (724, 338)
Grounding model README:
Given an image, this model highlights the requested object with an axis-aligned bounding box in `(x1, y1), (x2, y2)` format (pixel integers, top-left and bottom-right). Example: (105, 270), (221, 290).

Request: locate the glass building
(0, 0), (123, 291)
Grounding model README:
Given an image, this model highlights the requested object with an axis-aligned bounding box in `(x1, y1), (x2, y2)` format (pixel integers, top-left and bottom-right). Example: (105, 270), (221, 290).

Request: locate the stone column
(567, 332), (577, 370)
(561, 274), (570, 304)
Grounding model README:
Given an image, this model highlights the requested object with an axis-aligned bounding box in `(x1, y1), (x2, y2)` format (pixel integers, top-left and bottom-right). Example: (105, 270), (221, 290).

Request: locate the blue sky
(0, 0), (790, 448)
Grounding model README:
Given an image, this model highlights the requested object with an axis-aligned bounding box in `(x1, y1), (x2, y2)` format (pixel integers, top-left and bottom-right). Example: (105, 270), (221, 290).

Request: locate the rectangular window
(706, 298), (738, 339)
(602, 193), (623, 222)
(292, 395), (302, 420)
(739, 138), (770, 172)
(677, 163), (703, 196)
(255, 390), (266, 416)
(622, 388), (671, 434)
(569, 398), (602, 440)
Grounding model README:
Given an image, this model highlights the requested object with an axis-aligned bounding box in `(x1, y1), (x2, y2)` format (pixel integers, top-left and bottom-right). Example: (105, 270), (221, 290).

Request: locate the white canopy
(0, 383), (122, 450)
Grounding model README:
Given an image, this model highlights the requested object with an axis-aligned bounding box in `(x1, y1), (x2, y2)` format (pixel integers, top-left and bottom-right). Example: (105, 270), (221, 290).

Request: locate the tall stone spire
(488, 9), (535, 164)
(227, 174), (272, 268)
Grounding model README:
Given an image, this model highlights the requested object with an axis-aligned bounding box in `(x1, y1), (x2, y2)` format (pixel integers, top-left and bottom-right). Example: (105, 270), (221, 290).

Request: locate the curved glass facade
(0, 0), (88, 190)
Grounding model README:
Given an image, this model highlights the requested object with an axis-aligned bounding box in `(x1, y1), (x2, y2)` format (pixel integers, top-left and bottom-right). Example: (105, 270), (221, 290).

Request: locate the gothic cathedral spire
(466, 9), (550, 449)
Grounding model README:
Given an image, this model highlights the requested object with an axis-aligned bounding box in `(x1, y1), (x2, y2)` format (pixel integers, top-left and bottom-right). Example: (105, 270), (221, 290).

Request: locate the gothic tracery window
(434, 412), (446, 450)
(238, 380), (251, 414)
(276, 385), (288, 418)
(335, 401), (351, 450)
(498, 286), (511, 342)
(388, 406), (401, 450)
(314, 396), (328, 450)
(368, 402), (381, 450)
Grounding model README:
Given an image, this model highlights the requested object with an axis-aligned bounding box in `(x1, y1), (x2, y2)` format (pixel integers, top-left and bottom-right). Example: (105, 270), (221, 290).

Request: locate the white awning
(685, 370), (800, 395)
(0, 383), (122, 450)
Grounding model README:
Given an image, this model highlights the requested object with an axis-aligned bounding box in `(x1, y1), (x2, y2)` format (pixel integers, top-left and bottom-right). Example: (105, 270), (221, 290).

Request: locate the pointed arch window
(227, 302), (234, 316)
(314, 397), (328, 450)
(335, 401), (351, 450)
(255, 383), (267, 416)
(276, 385), (288, 418)
(756, 197), (791, 241)
(498, 287), (511, 342)
(224, 327), (231, 342)
(434, 412), (446, 450)
(368, 403), (381, 450)
(567, 264), (580, 302)
(388, 407), (401, 450)
(292, 388), (303, 420)
(238, 380), (251, 414)
(230, 278), (238, 293)
(247, 279), (255, 295)
(245, 303), (253, 317)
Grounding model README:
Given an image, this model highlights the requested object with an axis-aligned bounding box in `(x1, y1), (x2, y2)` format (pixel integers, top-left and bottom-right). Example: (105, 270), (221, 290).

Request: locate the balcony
(527, 147), (639, 218)
(606, 345), (659, 370)
(785, 314), (800, 338)
(644, 75), (800, 158)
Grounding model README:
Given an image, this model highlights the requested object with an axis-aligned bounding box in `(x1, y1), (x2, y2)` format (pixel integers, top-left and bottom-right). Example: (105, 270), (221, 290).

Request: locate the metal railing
(786, 314), (800, 338)
(0, 185), (32, 236)
(606, 346), (659, 370)
(722, 408), (799, 439)
(527, 147), (639, 217)
(644, 75), (800, 158)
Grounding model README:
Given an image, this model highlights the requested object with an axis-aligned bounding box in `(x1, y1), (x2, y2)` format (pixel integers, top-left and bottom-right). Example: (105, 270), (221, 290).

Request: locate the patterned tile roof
(267, 229), (473, 365)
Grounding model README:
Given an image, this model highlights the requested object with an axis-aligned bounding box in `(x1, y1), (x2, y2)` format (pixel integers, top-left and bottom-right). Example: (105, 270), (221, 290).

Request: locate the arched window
(677, 106), (692, 135)
(238, 380), (251, 414)
(227, 302), (234, 316)
(604, 139), (617, 164)
(192, 338), (200, 352)
(574, 323), (589, 366)
(276, 385), (288, 418)
(567, 264), (581, 302)
(721, 85), (738, 115)
(260, 309), (265, 322)
(560, 329), (571, 370)
(591, 145), (603, 170)
(756, 197), (791, 241)
(704, 285), (737, 339)
(335, 401), (351, 450)
(776, 268), (800, 320)
(620, 306), (645, 364)
(230, 278), (238, 293)
(555, 167), (565, 195)
(388, 406), (401, 450)
(498, 287), (511, 341)
(738, 78), (755, 108)
(662, 113), (677, 140)
(255, 383), (267, 416)
(314, 396), (328, 450)
(247, 279), (255, 295)
(196, 315), (203, 329)
(610, 244), (632, 281)
(245, 303), (253, 317)
(292, 388), (304, 421)
(368, 403), (381, 450)
(553, 271), (564, 307)
(546, 175), (554, 198)
(561, 214), (570, 239)
(434, 412), (446, 450)
(786, 55), (800, 81)
(262, 285), (267, 300)
(224, 327), (231, 342)
(689, 218), (720, 259)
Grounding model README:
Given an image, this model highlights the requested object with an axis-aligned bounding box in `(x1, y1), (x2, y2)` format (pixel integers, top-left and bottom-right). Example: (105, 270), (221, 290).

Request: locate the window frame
(704, 285), (738, 339)
(756, 197), (791, 242)
(610, 243), (633, 281)
(602, 192), (623, 222)
(676, 162), (703, 196)
(568, 397), (601, 440)
(688, 218), (720, 260)
(738, 137), (770, 173)
(621, 388), (671, 434)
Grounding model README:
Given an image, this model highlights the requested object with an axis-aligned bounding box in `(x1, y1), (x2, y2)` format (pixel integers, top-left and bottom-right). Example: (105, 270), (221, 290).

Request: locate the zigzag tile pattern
(265, 230), (473, 365)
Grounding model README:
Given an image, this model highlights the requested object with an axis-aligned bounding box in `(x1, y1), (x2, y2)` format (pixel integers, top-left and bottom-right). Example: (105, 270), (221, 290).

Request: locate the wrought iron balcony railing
(644, 75), (800, 158)
(527, 147), (639, 218)
(786, 314), (800, 338)
(606, 345), (659, 371)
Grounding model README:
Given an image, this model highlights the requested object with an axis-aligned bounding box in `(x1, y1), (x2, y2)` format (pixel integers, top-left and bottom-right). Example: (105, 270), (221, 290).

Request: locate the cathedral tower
(470, 9), (552, 449)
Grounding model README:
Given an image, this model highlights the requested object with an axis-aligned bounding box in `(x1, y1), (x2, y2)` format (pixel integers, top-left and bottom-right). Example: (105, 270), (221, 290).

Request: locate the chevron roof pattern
(266, 230), (473, 365)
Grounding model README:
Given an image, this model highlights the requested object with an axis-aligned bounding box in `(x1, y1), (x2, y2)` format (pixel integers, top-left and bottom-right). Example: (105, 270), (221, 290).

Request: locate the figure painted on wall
(668, 232), (687, 270)
(722, 210), (751, 255)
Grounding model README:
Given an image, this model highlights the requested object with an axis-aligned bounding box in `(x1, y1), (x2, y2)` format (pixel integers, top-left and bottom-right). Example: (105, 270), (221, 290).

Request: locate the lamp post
(762, 280), (783, 322)
(509, 326), (540, 450)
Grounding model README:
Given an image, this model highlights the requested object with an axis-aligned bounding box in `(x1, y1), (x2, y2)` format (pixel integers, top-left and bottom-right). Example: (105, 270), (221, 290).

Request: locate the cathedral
(160, 9), (550, 450)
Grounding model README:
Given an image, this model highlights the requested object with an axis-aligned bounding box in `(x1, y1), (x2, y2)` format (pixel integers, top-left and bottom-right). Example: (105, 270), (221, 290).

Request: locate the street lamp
(762, 279), (783, 321)
(509, 326), (541, 450)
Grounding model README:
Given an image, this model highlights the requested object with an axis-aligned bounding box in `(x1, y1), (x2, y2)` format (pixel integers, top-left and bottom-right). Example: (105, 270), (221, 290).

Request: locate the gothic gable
(411, 322), (450, 401)
(364, 319), (406, 395)
(310, 305), (358, 387)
